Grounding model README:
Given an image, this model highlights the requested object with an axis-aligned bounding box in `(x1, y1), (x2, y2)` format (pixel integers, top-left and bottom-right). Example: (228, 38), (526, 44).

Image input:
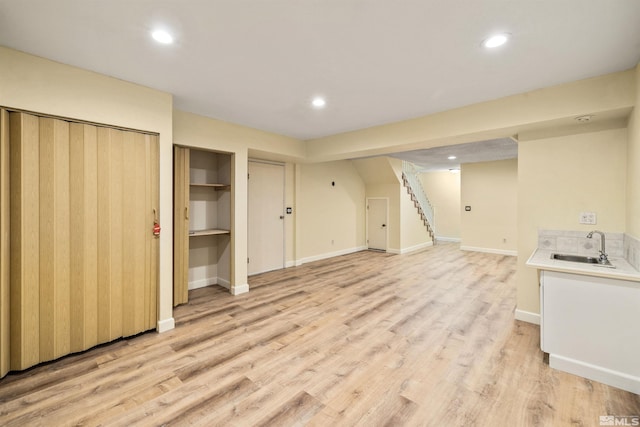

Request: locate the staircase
(401, 161), (435, 243)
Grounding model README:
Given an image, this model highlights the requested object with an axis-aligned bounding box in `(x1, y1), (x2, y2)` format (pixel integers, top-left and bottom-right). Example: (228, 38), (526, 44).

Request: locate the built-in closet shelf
(190, 183), (230, 191)
(189, 229), (231, 237)
(174, 146), (232, 306)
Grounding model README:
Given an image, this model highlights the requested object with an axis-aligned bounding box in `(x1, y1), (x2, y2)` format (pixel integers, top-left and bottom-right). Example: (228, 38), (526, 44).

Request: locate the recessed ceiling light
(483, 33), (510, 48)
(311, 97), (326, 109)
(448, 155), (457, 160)
(152, 30), (174, 44)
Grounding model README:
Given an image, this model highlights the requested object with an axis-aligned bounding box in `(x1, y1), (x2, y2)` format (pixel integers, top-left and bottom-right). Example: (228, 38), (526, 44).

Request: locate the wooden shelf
(190, 183), (230, 191)
(189, 229), (230, 237)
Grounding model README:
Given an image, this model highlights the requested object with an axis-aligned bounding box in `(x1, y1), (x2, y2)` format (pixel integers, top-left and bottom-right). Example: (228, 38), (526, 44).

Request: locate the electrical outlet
(579, 212), (597, 225)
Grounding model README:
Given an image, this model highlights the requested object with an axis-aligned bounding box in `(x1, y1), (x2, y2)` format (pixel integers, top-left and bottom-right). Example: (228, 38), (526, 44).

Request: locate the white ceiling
(1, 0), (639, 143)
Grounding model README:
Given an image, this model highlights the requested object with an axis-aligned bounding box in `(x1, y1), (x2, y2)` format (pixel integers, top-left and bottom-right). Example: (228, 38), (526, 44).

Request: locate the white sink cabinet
(540, 270), (640, 394)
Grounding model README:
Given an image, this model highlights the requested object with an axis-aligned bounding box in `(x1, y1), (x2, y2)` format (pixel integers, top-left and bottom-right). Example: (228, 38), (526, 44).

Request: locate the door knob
(382, 224), (386, 227)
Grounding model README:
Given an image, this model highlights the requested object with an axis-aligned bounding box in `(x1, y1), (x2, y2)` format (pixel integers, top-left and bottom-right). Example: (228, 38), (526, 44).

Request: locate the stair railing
(401, 161), (435, 239)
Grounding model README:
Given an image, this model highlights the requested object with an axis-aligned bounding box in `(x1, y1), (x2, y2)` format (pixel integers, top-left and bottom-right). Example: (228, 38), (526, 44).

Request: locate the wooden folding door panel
(121, 131), (158, 335)
(96, 127), (159, 341)
(69, 123), (99, 352)
(7, 111), (159, 372)
(0, 109), (10, 377)
(38, 117), (72, 361)
(96, 127), (124, 342)
(173, 146), (190, 306)
(9, 112), (41, 370)
(145, 134), (159, 330)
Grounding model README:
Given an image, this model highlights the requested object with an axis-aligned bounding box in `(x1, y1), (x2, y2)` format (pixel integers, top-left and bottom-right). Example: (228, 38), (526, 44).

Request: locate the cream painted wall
(285, 163), (296, 266)
(419, 171), (461, 240)
(352, 157), (400, 184)
(305, 71), (635, 162)
(173, 110), (303, 160)
(460, 159), (518, 254)
(627, 65), (640, 238)
(296, 161), (366, 261)
(517, 128), (628, 314)
(352, 157), (401, 251)
(352, 157), (431, 252)
(0, 46), (175, 330)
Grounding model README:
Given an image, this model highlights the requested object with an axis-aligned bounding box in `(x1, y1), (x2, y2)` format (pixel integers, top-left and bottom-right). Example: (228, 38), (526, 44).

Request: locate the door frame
(248, 159), (286, 275)
(366, 197), (389, 252)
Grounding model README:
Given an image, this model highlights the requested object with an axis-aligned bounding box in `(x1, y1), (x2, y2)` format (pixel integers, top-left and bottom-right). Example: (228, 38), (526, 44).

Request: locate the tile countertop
(526, 249), (640, 283)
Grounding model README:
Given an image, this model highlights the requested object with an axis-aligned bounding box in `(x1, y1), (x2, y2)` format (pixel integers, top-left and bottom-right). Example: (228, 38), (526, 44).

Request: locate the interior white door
(367, 198), (388, 251)
(248, 161), (285, 275)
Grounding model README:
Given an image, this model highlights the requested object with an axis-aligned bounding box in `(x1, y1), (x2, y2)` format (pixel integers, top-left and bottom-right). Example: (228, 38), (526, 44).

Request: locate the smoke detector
(574, 115), (594, 123)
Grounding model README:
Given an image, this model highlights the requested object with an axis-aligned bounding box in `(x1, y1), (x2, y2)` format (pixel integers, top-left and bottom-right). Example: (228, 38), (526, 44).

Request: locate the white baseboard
(249, 266), (287, 276)
(515, 309), (540, 325)
(157, 317), (175, 333)
(285, 260), (296, 268)
(217, 277), (230, 289)
(297, 246), (367, 266)
(460, 246), (517, 256)
(436, 236), (461, 243)
(549, 354), (640, 395)
(188, 277), (217, 291)
(387, 241), (433, 255)
(231, 283), (250, 295)
(189, 277), (231, 291)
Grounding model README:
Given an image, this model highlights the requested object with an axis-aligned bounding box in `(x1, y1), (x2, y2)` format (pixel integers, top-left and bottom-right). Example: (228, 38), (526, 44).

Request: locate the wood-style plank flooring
(0, 243), (638, 426)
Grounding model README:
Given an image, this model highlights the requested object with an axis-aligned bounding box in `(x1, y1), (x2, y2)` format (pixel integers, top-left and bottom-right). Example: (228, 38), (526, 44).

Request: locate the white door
(367, 198), (388, 251)
(248, 161), (285, 275)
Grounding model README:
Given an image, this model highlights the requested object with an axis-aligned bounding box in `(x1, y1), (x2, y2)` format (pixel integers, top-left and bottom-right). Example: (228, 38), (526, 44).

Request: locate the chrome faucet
(586, 230), (608, 263)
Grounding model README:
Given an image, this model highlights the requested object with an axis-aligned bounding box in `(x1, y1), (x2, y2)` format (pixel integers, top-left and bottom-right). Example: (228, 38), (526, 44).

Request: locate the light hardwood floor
(0, 244), (638, 426)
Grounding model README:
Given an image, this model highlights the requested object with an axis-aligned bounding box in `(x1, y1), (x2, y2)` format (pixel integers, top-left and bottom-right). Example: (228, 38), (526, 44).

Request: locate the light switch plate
(579, 212), (597, 225)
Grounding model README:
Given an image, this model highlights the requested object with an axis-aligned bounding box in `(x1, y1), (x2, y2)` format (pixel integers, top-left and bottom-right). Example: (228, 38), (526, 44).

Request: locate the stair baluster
(401, 161), (435, 243)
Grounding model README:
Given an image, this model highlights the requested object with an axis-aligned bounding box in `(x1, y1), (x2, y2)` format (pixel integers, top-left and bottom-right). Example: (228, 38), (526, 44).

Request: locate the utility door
(367, 198), (388, 251)
(248, 161), (285, 275)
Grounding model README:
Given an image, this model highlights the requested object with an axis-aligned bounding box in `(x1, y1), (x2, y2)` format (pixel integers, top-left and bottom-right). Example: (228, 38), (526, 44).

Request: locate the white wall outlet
(579, 212), (597, 225)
